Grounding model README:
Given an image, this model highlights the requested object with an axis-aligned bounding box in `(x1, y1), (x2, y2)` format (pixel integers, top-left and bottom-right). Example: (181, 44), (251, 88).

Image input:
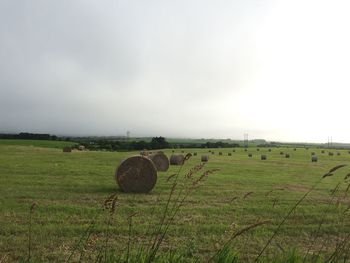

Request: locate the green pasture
(0, 142), (349, 262)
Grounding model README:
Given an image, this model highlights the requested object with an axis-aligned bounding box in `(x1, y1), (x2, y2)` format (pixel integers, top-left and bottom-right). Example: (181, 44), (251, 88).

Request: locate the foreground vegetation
(0, 141), (350, 262)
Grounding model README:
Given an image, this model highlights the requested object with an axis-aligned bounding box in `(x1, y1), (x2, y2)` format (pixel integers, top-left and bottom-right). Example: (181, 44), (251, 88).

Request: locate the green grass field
(0, 142), (350, 262)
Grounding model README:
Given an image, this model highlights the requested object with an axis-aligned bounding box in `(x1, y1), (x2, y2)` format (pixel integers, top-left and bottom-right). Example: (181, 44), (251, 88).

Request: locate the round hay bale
(201, 155), (209, 162)
(115, 156), (157, 193)
(311, 152), (315, 156)
(285, 154), (290, 158)
(193, 152), (197, 156)
(219, 152), (223, 155)
(257, 148), (260, 151)
(209, 150), (211, 152)
(311, 156), (318, 162)
(181, 150), (184, 153)
(337, 152), (341, 156)
(306, 147), (309, 150)
(148, 152), (169, 172)
(232, 149), (236, 152)
(348, 151), (350, 154)
(244, 148), (247, 152)
(280, 151), (284, 155)
(172, 150), (175, 153)
(329, 152), (334, 156)
(321, 150), (325, 154)
(78, 145), (85, 151)
(63, 147), (71, 153)
(169, 154), (184, 165)
(248, 153), (253, 157)
(211, 151), (215, 155)
(261, 154), (267, 160)
(294, 148), (297, 151)
(228, 152), (232, 156)
(268, 149), (272, 152)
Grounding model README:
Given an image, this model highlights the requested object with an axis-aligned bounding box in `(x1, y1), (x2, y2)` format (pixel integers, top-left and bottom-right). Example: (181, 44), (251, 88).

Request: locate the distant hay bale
(232, 149), (236, 152)
(115, 156), (157, 193)
(257, 148), (260, 151)
(337, 152), (341, 156)
(244, 148), (247, 152)
(294, 148), (297, 151)
(181, 150), (184, 153)
(169, 154), (185, 165)
(209, 150), (212, 152)
(261, 154), (267, 160)
(211, 151), (215, 155)
(78, 145), (85, 151)
(228, 152), (232, 156)
(201, 155), (209, 162)
(321, 150), (325, 154)
(306, 147), (309, 150)
(280, 152), (284, 155)
(63, 147), (71, 153)
(268, 149), (272, 152)
(219, 152), (223, 155)
(285, 154), (290, 158)
(311, 156), (318, 162)
(248, 153), (252, 157)
(311, 152), (315, 156)
(329, 152), (334, 156)
(148, 152), (169, 172)
(172, 150), (175, 153)
(140, 150), (149, 156)
(193, 152), (197, 156)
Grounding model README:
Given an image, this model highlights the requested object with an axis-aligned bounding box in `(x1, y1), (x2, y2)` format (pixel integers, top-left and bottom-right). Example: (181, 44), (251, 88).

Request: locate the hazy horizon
(1, 1), (350, 143)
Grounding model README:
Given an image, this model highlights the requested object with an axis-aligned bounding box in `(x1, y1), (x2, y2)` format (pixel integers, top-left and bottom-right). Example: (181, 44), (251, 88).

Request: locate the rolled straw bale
(169, 154), (184, 165)
(115, 156), (157, 193)
(63, 147), (71, 153)
(201, 155), (209, 162)
(311, 156), (318, 162)
(148, 152), (169, 172)
(261, 154), (267, 160)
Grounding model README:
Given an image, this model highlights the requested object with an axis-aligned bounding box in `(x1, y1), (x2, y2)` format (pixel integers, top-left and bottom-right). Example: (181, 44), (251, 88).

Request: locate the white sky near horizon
(1, 0), (350, 143)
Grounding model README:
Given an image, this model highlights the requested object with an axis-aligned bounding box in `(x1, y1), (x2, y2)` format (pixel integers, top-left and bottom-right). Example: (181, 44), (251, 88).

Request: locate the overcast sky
(1, 1), (350, 142)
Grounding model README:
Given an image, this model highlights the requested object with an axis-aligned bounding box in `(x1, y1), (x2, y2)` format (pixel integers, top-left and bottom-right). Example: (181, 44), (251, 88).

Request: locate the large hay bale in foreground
(115, 156), (157, 193)
(170, 154), (184, 165)
(63, 147), (71, 153)
(201, 155), (209, 162)
(261, 154), (267, 160)
(311, 156), (318, 162)
(148, 152), (169, 172)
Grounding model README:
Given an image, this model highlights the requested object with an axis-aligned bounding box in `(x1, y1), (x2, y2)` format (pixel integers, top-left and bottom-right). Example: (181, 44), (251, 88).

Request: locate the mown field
(0, 140), (350, 262)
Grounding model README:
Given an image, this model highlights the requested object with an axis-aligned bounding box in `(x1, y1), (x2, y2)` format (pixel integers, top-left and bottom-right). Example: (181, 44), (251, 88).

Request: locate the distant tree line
(0, 133), (243, 151)
(0, 133), (58, 140)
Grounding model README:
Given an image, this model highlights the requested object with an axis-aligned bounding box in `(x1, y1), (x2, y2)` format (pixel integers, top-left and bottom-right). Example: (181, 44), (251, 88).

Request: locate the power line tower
(244, 133), (249, 148)
(126, 131), (130, 141)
